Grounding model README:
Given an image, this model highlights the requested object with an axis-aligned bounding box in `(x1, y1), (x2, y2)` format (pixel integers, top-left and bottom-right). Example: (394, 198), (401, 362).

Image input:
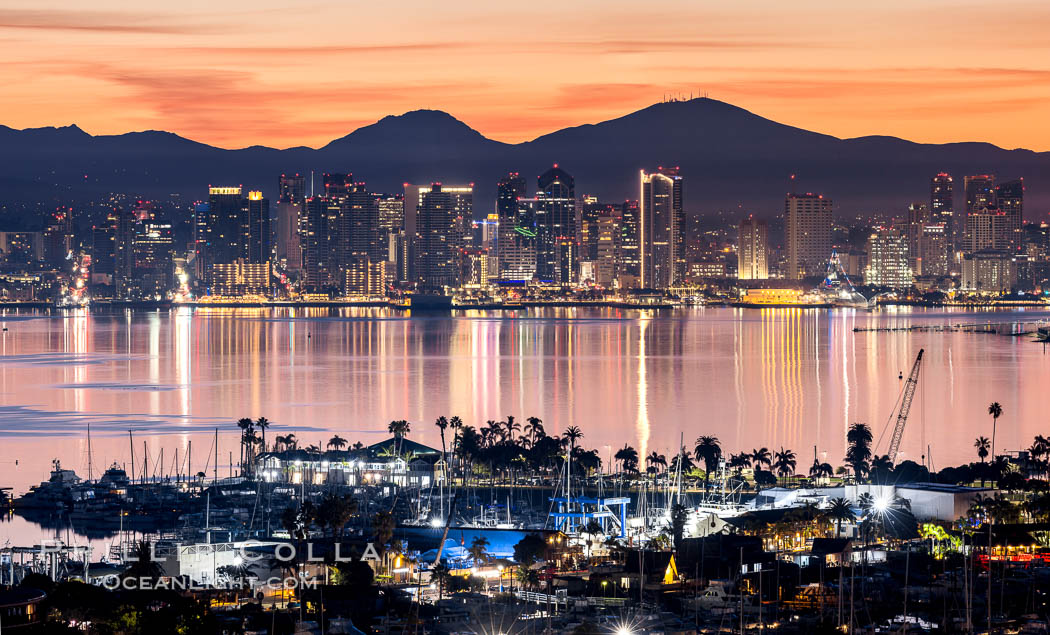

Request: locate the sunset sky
(3, 0), (1050, 150)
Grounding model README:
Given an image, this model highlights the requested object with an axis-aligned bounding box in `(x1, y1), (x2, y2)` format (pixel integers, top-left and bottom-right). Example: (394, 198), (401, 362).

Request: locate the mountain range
(2, 98), (1048, 217)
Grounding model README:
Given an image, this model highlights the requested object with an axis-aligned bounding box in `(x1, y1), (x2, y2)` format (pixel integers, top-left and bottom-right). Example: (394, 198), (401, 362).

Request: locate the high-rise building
(114, 204), (137, 298)
(961, 250), (1016, 293)
(346, 183), (382, 264)
(195, 186), (248, 287)
(639, 167), (684, 289)
(964, 175), (996, 213)
(535, 165), (577, 284)
(864, 227), (912, 288)
(619, 200), (641, 286)
(495, 173), (536, 281)
(42, 207), (74, 267)
(964, 211), (1013, 253)
(915, 223), (949, 277)
(996, 179), (1024, 249)
(302, 195), (345, 294)
(416, 183), (472, 289)
(784, 193), (832, 279)
(930, 173), (954, 244)
(377, 194), (404, 234)
(593, 210), (620, 287)
(131, 212), (175, 299)
(404, 183), (472, 286)
(737, 216), (769, 280)
(276, 174), (305, 272)
(244, 191), (271, 264)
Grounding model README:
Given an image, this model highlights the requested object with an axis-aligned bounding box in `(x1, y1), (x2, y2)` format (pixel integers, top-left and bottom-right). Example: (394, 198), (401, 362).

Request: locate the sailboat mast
(129, 430), (135, 483)
(86, 422), (94, 481)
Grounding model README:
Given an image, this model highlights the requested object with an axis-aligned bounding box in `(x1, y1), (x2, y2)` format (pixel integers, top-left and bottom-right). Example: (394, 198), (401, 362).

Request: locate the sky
(2, 0), (1050, 150)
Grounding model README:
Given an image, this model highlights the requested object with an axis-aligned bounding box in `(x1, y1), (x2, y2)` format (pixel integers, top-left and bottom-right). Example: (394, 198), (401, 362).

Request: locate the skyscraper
(964, 174), (996, 213)
(276, 174), (305, 272)
(302, 195), (345, 293)
(619, 200), (641, 285)
(639, 167), (683, 288)
(996, 179), (1024, 249)
(244, 191), (271, 264)
(737, 216), (768, 280)
(535, 165), (577, 284)
(404, 183), (473, 286)
(930, 172), (954, 243)
(416, 183), (469, 289)
(195, 186), (248, 287)
(784, 193), (832, 279)
(495, 173), (536, 281)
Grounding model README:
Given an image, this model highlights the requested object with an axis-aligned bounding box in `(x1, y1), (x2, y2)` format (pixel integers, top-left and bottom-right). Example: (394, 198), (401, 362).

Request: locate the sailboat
(815, 252), (870, 309)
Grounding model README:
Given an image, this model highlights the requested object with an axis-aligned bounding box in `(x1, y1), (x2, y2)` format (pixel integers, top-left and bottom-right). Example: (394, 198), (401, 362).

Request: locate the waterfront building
(255, 437), (440, 488)
(302, 195), (345, 293)
(536, 165), (577, 285)
(784, 193), (833, 279)
(344, 257), (387, 297)
(964, 210), (1012, 253)
(864, 227), (912, 288)
(737, 216), (769, 280)
(131, 212), (175, 298)
(639, 167), (684, 288)
(211, 260), (272, 296)
(961, 249), (1017, 293)
(459, 247), (492, 286)
(593, 210), (621, 287)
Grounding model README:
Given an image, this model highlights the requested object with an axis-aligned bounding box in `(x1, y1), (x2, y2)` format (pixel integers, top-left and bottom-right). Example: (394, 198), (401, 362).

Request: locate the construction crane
(887, 348), (924, 463)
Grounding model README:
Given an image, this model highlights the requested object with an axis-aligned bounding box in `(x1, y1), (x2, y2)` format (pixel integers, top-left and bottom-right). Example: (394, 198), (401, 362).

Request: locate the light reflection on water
(0, 305), (1047, 542)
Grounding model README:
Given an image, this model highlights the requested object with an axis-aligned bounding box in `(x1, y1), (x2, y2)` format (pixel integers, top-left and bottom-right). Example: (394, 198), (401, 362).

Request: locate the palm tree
(729, 452), (751, 474)
(255, 417), (271, 453)
(773, 447), (797, 484)
(388, 419), (411, 455)
(870, 454), (894, 484)
(505, 415), (521, 441)
(751, 447), (772, 470)
(694, 436), (722, 492)
(434, 416), (449, 465)
(845, 423), (873, 482)
(614, 444), (639, 475)
(467, 536), (490, 566)
(825, 498), (855, 537)
(975, 436), (990, 463)
(237, 417), (254, 474)
(284, 433), (298, 451)
(988, 402), (1003, 459)
(809, 459), (834, 485)
(525, 417), (544, 444)
(646, 451), (667, 481)
(327, 435), (348, 450)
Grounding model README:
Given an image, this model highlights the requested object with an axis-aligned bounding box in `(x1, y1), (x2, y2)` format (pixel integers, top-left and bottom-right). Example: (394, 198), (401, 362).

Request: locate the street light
(497, 564), (504, 593)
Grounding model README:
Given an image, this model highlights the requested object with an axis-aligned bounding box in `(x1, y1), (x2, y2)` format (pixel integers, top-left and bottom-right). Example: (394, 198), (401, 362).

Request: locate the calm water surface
(1, 305), (1048, 543)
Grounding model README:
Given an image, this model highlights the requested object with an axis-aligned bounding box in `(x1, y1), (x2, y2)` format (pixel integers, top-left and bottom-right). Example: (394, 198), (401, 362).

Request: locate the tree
(513, 533), (548, 567)
(869, 455), (894, 484)
(316, 493), (358, 538)
(515, 565), (539, 591)
(809, 459), (834, 485)
(773, 447), (797, 484)
(372, 511), (396, 554)
(988, 402), (1003, 460)
(467, 536), (490, 566)
(237, 417), (255, 475)
(614, 444), (639, 475)
(388, 419), (411, 455)
(525, 416), (544, 444)
(256, 417), (271, 453)
(751, 447), (772, 470)
(826, 497), (855, 537)
(327, 435), (348, 450)
(646, 451), (667, 480)
(845, 423), (873, 482)
(694, 436), (722, 492)
(123, 541), (164, 582)
(975, 436), (990, 463)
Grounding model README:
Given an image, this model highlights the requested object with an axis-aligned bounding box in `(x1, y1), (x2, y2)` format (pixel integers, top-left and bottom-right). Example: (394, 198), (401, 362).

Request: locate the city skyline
(2, 1), (1050, 150)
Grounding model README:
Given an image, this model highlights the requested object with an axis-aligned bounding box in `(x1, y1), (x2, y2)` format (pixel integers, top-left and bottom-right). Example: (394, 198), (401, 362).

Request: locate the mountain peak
(323, 109), (499, 150)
